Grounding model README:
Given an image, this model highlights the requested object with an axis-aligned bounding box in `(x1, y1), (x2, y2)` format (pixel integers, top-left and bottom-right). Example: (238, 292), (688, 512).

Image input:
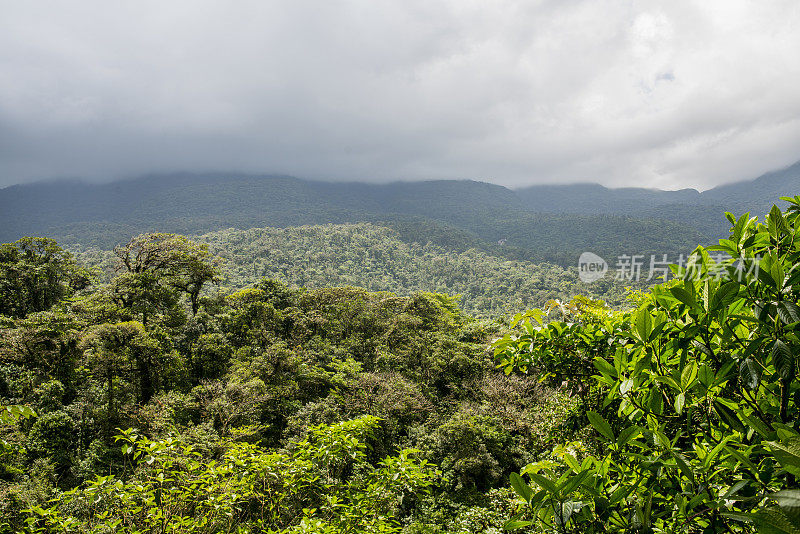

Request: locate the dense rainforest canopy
(73, 222), (631, 317)
(1, 233), (572, 532)
(1, 196), (800, 533)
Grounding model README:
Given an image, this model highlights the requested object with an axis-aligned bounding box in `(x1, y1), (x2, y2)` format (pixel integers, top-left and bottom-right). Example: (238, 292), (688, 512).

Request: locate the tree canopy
(0, 237), (90, 318)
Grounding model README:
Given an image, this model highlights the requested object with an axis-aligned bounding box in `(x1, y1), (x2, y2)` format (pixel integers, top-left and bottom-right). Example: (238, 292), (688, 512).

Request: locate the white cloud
(0, 0), (798, 189)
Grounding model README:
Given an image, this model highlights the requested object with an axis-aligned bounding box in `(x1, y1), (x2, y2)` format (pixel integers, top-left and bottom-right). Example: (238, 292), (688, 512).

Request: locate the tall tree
(112, 233), (221, 323)
(0, 237), (90, 318)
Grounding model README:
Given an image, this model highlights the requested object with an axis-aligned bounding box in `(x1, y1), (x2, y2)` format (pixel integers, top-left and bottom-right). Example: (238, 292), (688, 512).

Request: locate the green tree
(81, 321), (166, 418)
(0, 238), (90, 318)
(112, 233), (221, 323)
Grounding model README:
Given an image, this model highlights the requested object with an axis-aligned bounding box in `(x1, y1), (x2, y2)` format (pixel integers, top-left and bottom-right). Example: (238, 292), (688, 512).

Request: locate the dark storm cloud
(1, 0), (799, 189)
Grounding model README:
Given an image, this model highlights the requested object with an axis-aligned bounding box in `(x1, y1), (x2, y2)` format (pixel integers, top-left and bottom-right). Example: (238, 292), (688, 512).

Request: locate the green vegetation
(3, 194), (800, 532)
(1, 233), (571, 532)
(495, 197), (800, 531)
(0, 238), (91, 318)
(74, 223), (631, 318)
(24, 418), (437, 533)
(0, 173), (720, 265)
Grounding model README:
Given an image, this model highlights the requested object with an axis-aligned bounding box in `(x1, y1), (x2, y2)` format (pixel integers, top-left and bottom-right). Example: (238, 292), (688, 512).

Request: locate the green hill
(0, 171), (743, 266)
(5, 160), (797, 268)
(74, 223), (632, 318)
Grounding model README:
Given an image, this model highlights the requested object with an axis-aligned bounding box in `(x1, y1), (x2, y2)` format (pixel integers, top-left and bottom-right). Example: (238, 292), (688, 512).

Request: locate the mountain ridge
(2, 159), (798, 265)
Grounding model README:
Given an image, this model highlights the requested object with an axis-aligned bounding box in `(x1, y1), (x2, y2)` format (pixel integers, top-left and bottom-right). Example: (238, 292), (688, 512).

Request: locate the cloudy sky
(1, 1), (799, 190)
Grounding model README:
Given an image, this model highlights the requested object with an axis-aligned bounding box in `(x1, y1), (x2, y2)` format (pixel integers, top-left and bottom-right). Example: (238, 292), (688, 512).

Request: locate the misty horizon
(3, 1), (800, 191)
(2, 156), (798, 195)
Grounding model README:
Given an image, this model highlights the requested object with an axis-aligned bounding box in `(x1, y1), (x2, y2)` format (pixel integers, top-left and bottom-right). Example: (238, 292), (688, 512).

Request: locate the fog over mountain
(2, 1), (800, 190)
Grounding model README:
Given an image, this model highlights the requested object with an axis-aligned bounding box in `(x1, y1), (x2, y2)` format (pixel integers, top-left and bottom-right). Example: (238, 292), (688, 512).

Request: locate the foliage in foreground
(495, 198), (800, 532)
(24, 416), (436, 533)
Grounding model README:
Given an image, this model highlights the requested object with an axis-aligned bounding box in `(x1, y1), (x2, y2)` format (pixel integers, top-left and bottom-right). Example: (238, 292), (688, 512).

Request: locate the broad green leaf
(775, 424), (800, 440)
(721, 507), (800, 534)
(504, 519), (534, 530)
(681, 362), (698, 390)
(674, 392), (685, 415)
(771, 259), (786, 289)
(670, 287), (699, 311)
(559, 469), (591, 496)
(773, 490), (800, 522)
(554, 500), (579, 528)
(739, 358), (760, 390)
(691, 339), (714, 359)
(739, 411), (771, 439)
(609, 482), (637, 504)
(715, 360), (737, 386)
(752, 506), (800, 534)
(670, 451), (695, 484)
(777, 302), (800, 325)
(757, 261), (779, 289)
(698, 364), (714, 388)
(635, 308), (652, 343)
(587, 411), (614, 441)
(614, 348), (628, 373)
(709, 238), (737, 255)
(769, 204), (788, 233)
(648, 389), (664, 414)
(653, 429), (671, 448)
(768, 438), (800, 477)
(527, 471), (560, 496)
(652, 375), (681, 391)
(771, 340), (794, 380)
(733, 213), (750, 243)
(703, 437), (731, 468)
(510, 472), (532, 502)
(714, 400), (746, 433)
(711, 281), (739, 312)
(722, 480), (750, 498)
(616, 426), (640, 448)
(594, 358), (618, 379)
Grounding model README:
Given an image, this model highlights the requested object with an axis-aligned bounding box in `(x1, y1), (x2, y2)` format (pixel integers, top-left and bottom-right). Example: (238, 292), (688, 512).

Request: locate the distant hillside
(514, 183), (704, 214)
(73, 223), (633, 317)
(702, 160), (800, 213)
(515, 160), (800, 225)
(0, 177), (713, 266)
(0, 173), (521, 246)
(3, 159), (796, 265)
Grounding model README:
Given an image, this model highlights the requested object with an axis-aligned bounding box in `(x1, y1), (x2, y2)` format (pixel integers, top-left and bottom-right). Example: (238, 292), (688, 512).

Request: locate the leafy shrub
(496, 199), (800, 532)
(23, 416), (436, 533)
(26, 411), (75, 476)
(415, 410), (517, 493)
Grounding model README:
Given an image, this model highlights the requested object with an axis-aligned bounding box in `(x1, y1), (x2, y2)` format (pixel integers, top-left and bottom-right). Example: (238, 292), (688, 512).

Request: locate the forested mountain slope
(0, 174), (712, 266)
(74, 223), (631, 317)
(515, 159), (800, 216)
(3, 159), (796, 266)
(514, 182), (704, 214)
(0, 174), (520, 246)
